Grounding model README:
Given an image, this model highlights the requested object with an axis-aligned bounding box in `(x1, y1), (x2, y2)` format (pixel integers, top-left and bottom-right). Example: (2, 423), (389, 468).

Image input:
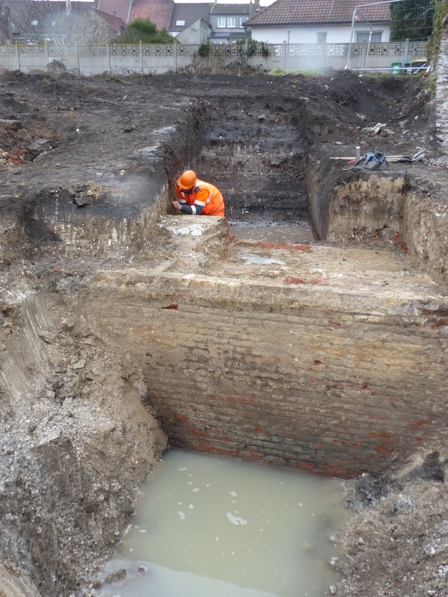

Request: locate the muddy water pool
(97, 449), (350, 597)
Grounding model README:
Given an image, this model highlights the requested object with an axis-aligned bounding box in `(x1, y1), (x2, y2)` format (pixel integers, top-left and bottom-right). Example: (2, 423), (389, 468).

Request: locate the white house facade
(250, 24), (391, 44)
(245, 0), (392, 46)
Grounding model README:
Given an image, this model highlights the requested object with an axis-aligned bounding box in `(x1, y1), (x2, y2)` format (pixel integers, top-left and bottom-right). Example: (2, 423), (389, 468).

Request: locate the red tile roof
(246, 0), (391, 26)
(130, 0), (175, 30)
(96, 0), (175, 28)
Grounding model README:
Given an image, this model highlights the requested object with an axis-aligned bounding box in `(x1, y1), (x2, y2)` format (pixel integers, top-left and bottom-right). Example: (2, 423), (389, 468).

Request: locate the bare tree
(9, 1), (97, 44)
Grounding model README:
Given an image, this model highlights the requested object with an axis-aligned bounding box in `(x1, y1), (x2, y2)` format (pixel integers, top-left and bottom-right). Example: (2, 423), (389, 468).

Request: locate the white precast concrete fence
(0, 40), (427, 76)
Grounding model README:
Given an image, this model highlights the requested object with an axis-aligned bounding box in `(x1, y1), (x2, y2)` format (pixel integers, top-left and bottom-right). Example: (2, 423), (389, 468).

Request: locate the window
(176, 20), (185, 27)
(240, 17), (248, 28)
(356, 31), (382, 43)
(217, 16), (236, 28)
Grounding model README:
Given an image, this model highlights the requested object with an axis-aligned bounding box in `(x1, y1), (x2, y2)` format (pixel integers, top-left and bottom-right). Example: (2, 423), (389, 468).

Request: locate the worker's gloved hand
(172, 201), (181, 211)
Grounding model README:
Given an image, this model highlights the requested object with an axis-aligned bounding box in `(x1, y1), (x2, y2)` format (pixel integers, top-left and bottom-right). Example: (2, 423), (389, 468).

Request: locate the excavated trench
(199, 100), (317, 247)
(200, 107), (307, 221)
(1, 73), (448, 597)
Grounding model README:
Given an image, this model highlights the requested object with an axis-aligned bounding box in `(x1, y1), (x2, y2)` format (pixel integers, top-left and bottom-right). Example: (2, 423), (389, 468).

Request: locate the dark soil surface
(0, 69), (440, 258)
(0, 69), (437, 207)
(1, 69), (447, 597)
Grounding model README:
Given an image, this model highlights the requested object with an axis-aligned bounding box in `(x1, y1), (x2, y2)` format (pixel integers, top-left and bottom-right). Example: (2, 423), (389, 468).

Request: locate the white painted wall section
(250, 24), (391, 44)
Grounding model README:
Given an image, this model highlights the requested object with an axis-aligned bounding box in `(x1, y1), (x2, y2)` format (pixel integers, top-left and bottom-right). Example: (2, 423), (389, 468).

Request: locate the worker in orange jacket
(172, 170), (225, 217)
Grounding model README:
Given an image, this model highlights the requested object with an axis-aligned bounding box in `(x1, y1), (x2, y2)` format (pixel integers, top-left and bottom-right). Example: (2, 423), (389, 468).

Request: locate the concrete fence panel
(0, 41), (427, 76)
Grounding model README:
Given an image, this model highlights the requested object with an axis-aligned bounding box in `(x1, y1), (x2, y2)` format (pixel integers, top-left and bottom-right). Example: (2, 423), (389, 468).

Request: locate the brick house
(244, 0), (391, 44)
(0, 0), (268, 46)
(86, 8), (126, 43)
(97, 0), (175, 29)
(96, 0), (258, 44)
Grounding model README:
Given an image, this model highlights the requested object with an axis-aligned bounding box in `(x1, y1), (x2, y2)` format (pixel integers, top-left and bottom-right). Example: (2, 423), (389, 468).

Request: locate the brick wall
(87, 270), (448, 478)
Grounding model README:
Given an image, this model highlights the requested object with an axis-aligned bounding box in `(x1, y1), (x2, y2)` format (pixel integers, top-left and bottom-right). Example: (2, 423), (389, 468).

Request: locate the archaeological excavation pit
(198, 95), (313, 244)
(1, 70), (448, 597)
(85, 87), (448, 476)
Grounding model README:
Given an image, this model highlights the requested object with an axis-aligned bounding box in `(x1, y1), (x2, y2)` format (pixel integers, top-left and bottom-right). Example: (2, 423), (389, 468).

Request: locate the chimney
(255, 0), (260, 10)
(249, 0), (255, 17)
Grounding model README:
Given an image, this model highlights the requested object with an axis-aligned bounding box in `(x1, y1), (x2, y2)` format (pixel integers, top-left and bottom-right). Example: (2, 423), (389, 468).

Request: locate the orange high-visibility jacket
(174, 179), (225, 217)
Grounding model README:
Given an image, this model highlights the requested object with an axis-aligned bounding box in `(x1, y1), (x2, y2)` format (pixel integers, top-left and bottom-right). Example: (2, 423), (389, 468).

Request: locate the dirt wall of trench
(308, 160), (448, 285)
(0, 291), (167, 596)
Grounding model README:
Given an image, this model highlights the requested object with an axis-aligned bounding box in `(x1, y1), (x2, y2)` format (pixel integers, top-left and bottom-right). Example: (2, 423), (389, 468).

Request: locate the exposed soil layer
(338, 447), (448, 597)
(0, 69), (447, 597)
(0, 69), (438, 236)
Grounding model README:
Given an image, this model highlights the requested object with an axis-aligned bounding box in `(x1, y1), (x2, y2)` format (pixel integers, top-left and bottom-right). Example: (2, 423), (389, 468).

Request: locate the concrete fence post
(15, 42), (20, 71)
(404, 38), (410, 64)
(173, 42), (177, 72)
(282, 40), (286, 70)
(139, 41), (143, 74)
(107, 42), (111, 74)
(362, 40), (367, 69)
(45, 43), (49, 68)
(76, 43), (80, 75)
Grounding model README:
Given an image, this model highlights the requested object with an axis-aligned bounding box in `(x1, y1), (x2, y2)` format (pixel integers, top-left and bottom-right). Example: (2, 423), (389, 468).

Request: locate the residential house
(1, 0), (260, 46)
(75, 0), (265, 45)
(95, 0), (131, 24)
(1, 1), (102, 44)
(244, 0), (391, 45)
(168, 2), (211, 44)
(175, 17), (210, 44)
(209, 1), (256, 43)
(85, 8), (126, 43)
(97, 0), (260, 45)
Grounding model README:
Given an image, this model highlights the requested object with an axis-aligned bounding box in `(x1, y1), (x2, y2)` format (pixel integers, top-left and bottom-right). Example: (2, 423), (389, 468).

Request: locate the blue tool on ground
(353, 150), (388, 171)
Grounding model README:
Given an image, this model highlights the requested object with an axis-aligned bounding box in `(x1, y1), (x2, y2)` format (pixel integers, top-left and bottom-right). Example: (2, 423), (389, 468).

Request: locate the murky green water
(97, 449), (350, 597)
